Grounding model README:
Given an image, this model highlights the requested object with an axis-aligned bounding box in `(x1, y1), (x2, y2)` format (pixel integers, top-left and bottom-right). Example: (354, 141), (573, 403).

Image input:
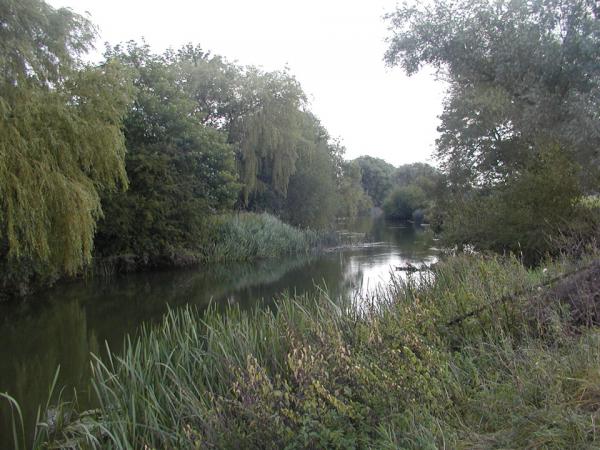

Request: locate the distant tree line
(353, 156), (440, 223)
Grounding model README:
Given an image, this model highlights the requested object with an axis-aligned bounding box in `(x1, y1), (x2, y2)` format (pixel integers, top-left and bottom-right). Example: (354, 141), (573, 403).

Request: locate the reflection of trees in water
(0, 300), (97, 449)
(188, 255), (317, 303)
(339, 217), (436, 259)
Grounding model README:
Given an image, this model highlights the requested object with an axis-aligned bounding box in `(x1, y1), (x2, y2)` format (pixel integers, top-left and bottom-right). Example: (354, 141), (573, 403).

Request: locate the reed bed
(9, 252), (600, 449)
(200, 213), (333, 262)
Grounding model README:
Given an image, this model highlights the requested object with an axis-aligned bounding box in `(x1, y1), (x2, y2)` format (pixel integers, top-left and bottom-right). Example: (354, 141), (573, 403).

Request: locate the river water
(0, 217), (438, 446)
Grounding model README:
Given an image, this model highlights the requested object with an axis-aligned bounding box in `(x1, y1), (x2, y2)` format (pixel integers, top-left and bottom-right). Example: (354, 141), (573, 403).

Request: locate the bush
(382, 185), (427, 220)
(441, 142), (583, 262)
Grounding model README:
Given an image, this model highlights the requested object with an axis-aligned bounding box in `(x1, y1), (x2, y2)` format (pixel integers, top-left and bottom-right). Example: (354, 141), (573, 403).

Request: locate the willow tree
(337, 160), (373, 219)
(281, 113), (340, 228)
(227, 69), (306, 206)
(0, 0), (133, 291)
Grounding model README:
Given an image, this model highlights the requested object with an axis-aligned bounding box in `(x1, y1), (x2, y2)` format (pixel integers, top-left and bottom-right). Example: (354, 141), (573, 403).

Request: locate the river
(0, 217), (438, 447)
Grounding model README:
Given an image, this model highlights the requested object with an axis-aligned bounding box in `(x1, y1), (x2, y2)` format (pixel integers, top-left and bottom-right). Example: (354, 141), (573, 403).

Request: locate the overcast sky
(48, 0), (446, 167)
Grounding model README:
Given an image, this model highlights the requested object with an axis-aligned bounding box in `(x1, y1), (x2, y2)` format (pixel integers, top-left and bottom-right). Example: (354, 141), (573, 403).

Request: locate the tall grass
(27, 252), (600, 448)
(199, 213), (334, 262)
(90, 213), (335, 277)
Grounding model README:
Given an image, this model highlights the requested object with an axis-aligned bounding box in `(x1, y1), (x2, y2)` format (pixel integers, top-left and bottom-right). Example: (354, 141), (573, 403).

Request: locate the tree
(394, 162), (440, 196)
(94, 43), (238, 259)
(282, 114), (340, 228)
(229, 69), (306, 205)
(385, 0), (598, 257)
(0, 0), (133, 291)
(441, 141), (581, 259)
(354, 156), (396, 206)
(383, 185), (427, 221)
(181, 53), (307, 208)
(337, 160), (373, 219)
(385, 0), (600, 187)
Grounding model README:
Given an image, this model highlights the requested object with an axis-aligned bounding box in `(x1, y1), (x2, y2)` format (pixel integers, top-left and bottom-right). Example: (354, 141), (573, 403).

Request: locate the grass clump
(24, 251), (600, 449)
(200, 212), (333, 262)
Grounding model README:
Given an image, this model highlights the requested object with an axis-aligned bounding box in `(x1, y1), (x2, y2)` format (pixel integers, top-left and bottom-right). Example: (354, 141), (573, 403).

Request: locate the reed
(199, 213), (333, 262)
(23, 251), (600, 448)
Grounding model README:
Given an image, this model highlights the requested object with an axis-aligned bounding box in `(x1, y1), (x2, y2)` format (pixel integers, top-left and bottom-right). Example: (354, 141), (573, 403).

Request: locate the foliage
(336, 160), (373, 219)
(27, 248), (600, 449)
(385, 0), (600, 185)
(580, 195), (600, 210)
(178, 51), (308, 207)
(200, 213), (327, 262)
(0, 0), (95, 86)
(442, 141), (582, 260)
(280, 114), (340, 228)
(383, 185), (427, 221)
(385, 0), (599, 254)
(354, 156), (396, 206)
(0, 0), (133, 293)
(354, 158), (438, 216)
(394, 162), (439, 193)
(230, 69), (307, 205)
(174, 45), (347, 227)
(94, 43), (239, 258)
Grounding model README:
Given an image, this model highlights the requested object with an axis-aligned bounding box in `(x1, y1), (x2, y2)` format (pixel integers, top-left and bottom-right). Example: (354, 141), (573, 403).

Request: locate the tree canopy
(354, 156), (396, 206)
(0, 0), (376, 295)
(385, 0), (599, 257)
(386, 0), (600, 188)
(178, 53), (308, 207)
(94, 43), (238, 258)
(0, 0), (133, 289)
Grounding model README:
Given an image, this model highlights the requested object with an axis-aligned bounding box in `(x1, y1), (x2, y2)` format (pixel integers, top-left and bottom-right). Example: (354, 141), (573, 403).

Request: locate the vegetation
(200, 213), (330, 262)
(7, 248), (597, 449)
(335, 160), (373, 220)
(385, 0), (600, 260)
(352, 157), (439, 222)
(92, 43), (354, 262)
(354, 156), (396, 207)
(4, 0), (600, 448)
(381, 163), (440, 222)
(0, 0), (133, 294)
(440, 142), (584, 258)
(382, 185), (427, 222)
(94, 43), (238, 260)
(0, 0), (373, 297)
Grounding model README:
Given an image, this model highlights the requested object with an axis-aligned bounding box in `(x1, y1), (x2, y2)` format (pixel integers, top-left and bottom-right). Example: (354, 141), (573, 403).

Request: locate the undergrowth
(6, 251), (600, 449)
(199, 213), (334, 262)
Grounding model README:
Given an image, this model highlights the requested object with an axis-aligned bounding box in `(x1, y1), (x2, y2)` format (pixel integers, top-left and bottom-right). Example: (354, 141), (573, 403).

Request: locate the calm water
(0, 217), (437, 446)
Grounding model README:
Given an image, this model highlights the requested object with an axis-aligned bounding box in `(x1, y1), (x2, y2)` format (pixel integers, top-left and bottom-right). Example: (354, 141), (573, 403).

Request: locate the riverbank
(1, 213), (334, 301)
(95, 212), (336, 275)
(13, 248), (600, 449)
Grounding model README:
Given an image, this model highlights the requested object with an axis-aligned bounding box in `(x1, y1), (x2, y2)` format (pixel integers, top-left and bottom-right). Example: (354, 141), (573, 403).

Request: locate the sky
(48, 0), (446, 167)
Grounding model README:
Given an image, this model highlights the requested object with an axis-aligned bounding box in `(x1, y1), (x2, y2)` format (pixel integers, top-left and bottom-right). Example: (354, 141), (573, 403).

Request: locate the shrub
(441, 142), (583, 262)
(383, 185), (427, 220)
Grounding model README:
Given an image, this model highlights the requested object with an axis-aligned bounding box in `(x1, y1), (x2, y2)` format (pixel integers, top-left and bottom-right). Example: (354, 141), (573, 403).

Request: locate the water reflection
(0, 217), (437, 447)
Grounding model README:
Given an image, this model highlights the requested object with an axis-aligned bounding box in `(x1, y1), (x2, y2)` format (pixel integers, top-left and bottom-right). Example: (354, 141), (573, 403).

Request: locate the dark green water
(0, 217), (437, 447)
